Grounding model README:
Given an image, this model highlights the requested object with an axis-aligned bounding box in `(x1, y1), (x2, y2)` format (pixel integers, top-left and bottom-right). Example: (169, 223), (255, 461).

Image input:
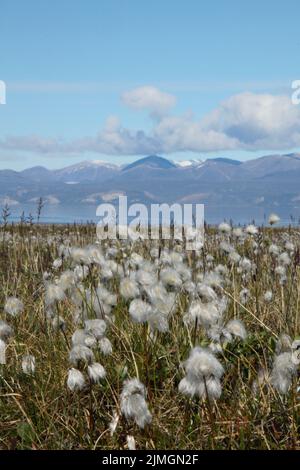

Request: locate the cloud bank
(1, 87), (300, 155)
(121, 85), (176, 116)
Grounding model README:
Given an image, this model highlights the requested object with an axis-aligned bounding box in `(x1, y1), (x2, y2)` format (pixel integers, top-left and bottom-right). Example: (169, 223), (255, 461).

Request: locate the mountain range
(1, 153), (300, 223)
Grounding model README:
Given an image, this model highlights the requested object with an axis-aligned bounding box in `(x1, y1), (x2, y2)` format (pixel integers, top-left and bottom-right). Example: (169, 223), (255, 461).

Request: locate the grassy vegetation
(0, 222), (299, 450)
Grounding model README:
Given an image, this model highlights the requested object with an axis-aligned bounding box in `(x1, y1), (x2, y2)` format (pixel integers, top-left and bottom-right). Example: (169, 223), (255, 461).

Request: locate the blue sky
(0, 0), (300, 169)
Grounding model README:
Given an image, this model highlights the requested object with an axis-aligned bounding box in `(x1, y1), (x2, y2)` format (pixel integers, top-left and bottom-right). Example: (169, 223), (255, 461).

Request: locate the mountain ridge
(1, 152), (300, 223)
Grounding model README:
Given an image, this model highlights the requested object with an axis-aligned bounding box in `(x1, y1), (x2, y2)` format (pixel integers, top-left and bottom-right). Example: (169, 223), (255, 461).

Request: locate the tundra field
(0, 219), (300, 450)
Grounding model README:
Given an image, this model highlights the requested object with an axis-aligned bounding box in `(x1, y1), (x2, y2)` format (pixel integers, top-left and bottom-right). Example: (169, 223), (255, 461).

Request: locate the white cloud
(9, 81), (123, 93)
(202, 92), (300, 149)
(0, 135), (63, 153)
(8, 80), (289, 95)
(66, 116), (159, 155)
(122, 86), (176, 116)
(1, 90), (300, 156)
(152, 113), (238, 152)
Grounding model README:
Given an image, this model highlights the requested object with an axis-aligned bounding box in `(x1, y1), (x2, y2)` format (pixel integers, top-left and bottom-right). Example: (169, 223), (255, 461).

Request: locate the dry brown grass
(0, 223), (299, 450)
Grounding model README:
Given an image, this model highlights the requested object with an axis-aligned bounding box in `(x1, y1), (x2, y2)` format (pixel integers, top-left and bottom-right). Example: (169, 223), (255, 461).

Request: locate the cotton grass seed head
(87, 362), (106, 383)
(264, 290), (273, 303)
(0, 320), (13, 341)
(268, 213), (280, 225)
(69, 345), (95, 366)
(239, 288), (250, 304)
(67, 368), (86, 391)
(129, 299), (152, 323)
(270, 352), (297, 395)
(275, 333), (292, 354)
(98, 337), (113, 355)
(218, 222), (231, 234)
(160, 267), (182, 289)
(184, 347), (224, 379)
(179, 347), (224, 400)
(21, 355), (36, 375)
(109, 411), (120, 436)
(126, 435), (136, 450)
(84, 319), (107, 339)
(120, 278), (140, 300)
(226, 319), (247, 341)
(246, 224), (258, 235)
(0, 339), (6, 365)
(120, 378), (152, 429)
(59, 270), (76, 291)
(185, 300), (220, 329)
(45, 283), (65, 306)
(4, 297), (24, 316)
(72, 329), (97, 348)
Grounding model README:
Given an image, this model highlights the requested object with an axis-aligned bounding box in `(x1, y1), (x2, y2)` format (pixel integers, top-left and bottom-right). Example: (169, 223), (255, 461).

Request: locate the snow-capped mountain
(57, 160), (118, 172)
(175, 159), (203, 168)
(2, 153), (300, 224)
(54, 160), (120, 183)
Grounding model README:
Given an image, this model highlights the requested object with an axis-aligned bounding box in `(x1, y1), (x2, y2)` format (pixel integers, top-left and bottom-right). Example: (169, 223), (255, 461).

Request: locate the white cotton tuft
(84, 319), (107, 339)
(109, 411), (120, 436)
(239, 288), (250, 305)
(98, 337), (113, 355)
(278, 252), (291, 266)
(67, 368), (86, 391)
(264, 290), (273, 303)
(218, 222), (231, 234)
(269, 244), (280, 256)
(87, 362), (106, 383)
(178, 347), (224, 400)
(228, 251), (241, 264)
(245, 224), (258, 235)
(205, 376), (222, 400)
(232, 227), (244, 238)
(70, 247), (91, 265)
(275, 334), (292, 354)
(74, 265), (89, 281)
(120, 278), (140, 300)
(268, 213), (280, 225)
(72, 329), (97, 348)
(129, 299), (152, 323)
(226, 319), (247, 341)
(0, 320), (13, 341)
(184, 300), (220, 329)
(120, 378), (152, 429)
(45, 283), (65, 306)
(136, 269), (156, 287)
(52, 258), (63, 270)
(270, 352), (297, 395)
(160, 268), (182, 288)
(184, 347), (224, 379)
(126, 435), (136, 450)
(69, 345), (95, 366)
(4, 297), (24, 317)
(59, 270), (76, 291)
(0, 339), (6, 365)
(21, 355), (35, 375)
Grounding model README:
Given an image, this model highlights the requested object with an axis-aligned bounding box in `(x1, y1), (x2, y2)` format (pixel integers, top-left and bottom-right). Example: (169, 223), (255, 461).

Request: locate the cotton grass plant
(0, 217), (299, 449)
